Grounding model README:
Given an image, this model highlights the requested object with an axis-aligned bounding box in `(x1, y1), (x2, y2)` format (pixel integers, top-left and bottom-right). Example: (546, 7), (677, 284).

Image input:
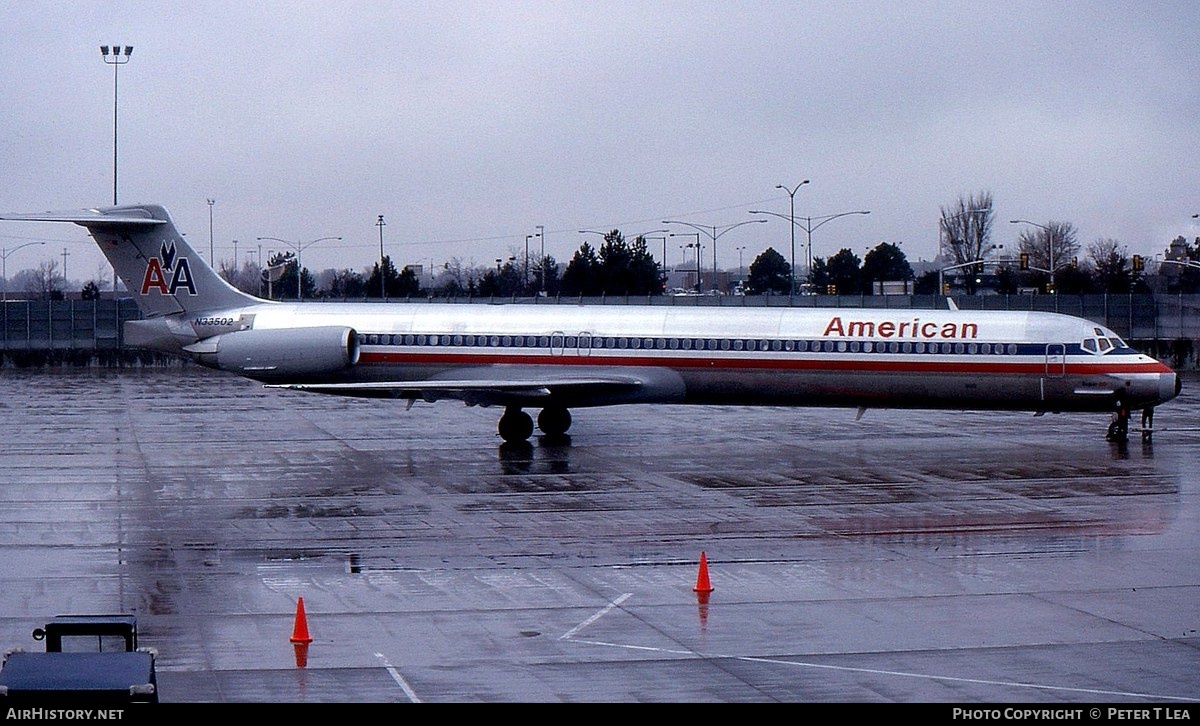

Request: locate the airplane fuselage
(173, 301), (1177, 414)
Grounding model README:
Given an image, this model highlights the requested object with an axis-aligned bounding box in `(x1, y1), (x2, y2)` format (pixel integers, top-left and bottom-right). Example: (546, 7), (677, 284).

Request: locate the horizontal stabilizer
(0, 208), (167, 227)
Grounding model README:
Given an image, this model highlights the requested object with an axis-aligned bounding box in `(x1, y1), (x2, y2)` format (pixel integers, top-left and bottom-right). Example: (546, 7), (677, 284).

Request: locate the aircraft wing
(265, 374), (645, 407)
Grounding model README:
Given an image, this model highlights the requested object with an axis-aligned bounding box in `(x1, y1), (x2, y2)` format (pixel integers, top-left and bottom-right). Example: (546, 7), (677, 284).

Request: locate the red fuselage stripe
(356, 351), (1169, 376)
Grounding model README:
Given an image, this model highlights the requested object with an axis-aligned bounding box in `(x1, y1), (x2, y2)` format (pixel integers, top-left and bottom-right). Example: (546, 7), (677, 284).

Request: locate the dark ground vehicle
(0, 614), (157, 704)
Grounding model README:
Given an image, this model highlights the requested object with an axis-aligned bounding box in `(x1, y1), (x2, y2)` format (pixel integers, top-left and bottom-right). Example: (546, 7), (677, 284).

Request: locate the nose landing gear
(1106, 404), (1130, 442)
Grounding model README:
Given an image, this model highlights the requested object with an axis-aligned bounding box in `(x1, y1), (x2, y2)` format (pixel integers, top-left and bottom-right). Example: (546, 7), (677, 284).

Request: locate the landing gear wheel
(537, 407), (572, 437)
(498, 407), (534, 443)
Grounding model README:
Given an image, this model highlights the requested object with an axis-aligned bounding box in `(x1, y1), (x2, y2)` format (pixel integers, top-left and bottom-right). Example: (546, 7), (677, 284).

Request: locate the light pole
(100, 45), (132, 205)
(646, 236), (667, 289)
(100, 44), (132, 295)
(672, 233), (702, 292)
(534, 226), (544, 294)
(207, 198), (215, 265)
(256, 236), (341, 301)
(376, 215), (386, 298)
(525, 234), (533, 292)
(775, 180), (809, 293)
(1010, 219), (1057, 292)
(1, 242), (45, 302)
(748, 209), (870, 291)
(662, 219), (767, 294)
(737, 245), (747, 281)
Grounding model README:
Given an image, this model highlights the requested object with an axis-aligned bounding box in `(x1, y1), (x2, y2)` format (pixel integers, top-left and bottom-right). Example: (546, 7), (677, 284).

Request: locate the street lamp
(579, 227), (668, 240)
(99, 45), (133, 205)
(748, 209), (870, 291)
(775, 180), (809, 294)
(1009, 219), (1058, 292)
(255, 235), (341, 301)
(645, 236), (667, 288)
(100, 44), (132, 295)
(207, 198), (215, 265)
(525, 234), (533, 291)
(672, 233), (702, 292)
(662, 219), (767, 294)
(376, 215), (386, 298)
(1, 242), (45, 302)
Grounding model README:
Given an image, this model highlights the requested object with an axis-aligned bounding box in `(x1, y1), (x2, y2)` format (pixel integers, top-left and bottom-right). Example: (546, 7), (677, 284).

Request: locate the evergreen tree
(744, 247), (791, 295)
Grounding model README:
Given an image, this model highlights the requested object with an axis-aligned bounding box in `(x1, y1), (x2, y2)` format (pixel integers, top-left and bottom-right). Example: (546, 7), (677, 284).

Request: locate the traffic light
(1071, 256), (1078, 268)
(1019, 252), (1029, 270)
(1132, 254), (1144, 272)
(942, 282), (950, 295)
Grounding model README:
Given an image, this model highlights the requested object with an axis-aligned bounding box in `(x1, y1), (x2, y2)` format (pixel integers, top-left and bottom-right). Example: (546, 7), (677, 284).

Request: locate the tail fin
(0, 204), (259, 317)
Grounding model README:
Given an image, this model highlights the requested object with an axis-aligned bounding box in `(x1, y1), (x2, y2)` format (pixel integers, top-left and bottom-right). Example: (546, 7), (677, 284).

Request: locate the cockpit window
(1087, 328), (1129, 354)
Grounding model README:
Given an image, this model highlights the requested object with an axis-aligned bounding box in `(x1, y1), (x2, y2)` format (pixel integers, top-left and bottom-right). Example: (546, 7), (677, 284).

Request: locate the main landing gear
(497, 406), (572, 443)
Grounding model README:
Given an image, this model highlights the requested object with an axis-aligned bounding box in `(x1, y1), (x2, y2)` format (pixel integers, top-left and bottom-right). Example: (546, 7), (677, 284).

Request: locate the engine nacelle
(194, 326), (360, 379)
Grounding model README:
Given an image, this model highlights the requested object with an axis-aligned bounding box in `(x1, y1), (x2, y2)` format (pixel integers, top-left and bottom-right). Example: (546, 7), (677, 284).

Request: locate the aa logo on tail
(141, 241), (197, 296)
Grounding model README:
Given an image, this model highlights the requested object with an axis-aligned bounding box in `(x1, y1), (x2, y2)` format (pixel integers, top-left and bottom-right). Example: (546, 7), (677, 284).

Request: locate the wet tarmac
(0, 366), (1197, 704)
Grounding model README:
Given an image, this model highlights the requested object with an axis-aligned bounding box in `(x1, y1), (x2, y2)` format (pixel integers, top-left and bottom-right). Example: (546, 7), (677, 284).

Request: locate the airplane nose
(1162, 372), (1181, 403)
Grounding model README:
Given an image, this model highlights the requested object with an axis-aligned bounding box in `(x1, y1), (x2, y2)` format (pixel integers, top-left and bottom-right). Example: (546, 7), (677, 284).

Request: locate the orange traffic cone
(693, 551), (714, 594)
(290, 597), (313, 644)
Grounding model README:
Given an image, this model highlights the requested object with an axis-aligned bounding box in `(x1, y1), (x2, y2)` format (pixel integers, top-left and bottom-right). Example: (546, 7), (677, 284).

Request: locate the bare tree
(1016, 221), (1080, 274)
(939, 191), (995, 293)
(939, 191), (995, 265)
(437, 256), (473, 296)
(25, 259), (63, 300)
(1087, 237), (1132, 293)
(219, 257), (263, 295)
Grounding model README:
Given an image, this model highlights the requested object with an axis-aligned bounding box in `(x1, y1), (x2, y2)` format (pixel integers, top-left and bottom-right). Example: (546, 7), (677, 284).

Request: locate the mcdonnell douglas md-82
(0, 204), (1181, 443)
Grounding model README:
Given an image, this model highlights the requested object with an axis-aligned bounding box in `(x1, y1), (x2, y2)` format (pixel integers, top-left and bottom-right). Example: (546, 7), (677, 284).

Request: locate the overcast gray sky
(3, 1), (1199, 286)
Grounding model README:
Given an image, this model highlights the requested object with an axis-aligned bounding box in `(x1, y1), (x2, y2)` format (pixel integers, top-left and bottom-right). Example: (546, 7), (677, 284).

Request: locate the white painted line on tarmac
(560, 592), (633, 640)
(375, 652), (422, 703)
(563, 637), (1200, 703)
